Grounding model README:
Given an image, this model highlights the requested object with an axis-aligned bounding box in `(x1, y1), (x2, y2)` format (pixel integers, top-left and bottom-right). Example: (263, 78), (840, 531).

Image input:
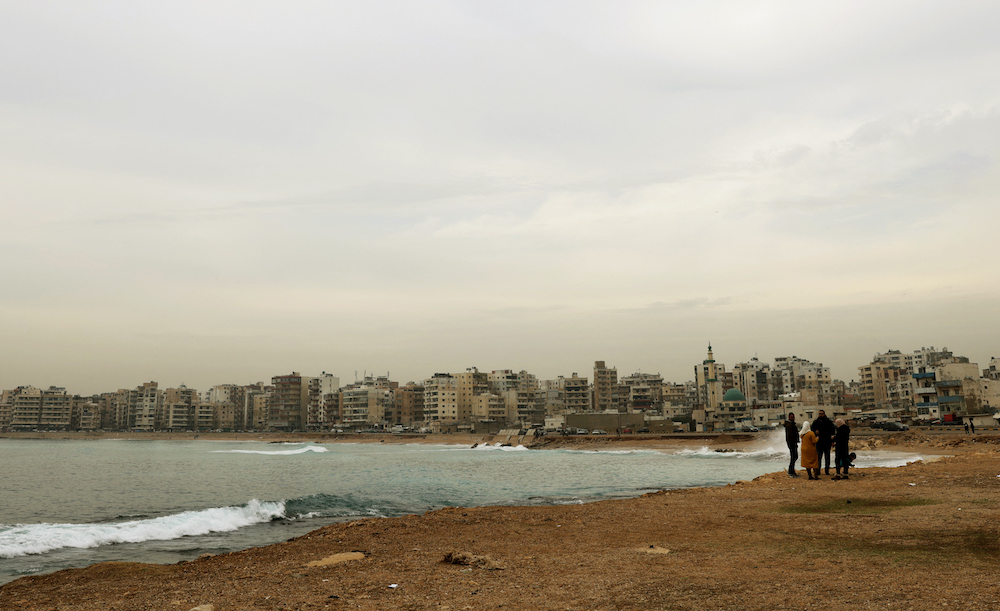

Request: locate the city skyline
(3, 2), (998, 396)
(3, 342), (994, 398)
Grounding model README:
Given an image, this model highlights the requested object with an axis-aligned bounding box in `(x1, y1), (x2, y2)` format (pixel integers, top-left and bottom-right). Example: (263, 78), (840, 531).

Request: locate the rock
(442, 550), (506, 570)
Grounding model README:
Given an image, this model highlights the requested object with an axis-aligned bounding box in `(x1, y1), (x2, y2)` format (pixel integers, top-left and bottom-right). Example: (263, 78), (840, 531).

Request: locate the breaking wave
(211, 445), (328, 455)
(0, 499), (286, 559)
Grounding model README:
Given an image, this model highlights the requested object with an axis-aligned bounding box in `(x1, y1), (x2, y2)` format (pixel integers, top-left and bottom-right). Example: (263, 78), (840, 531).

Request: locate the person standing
(800, 420), (820, 480)
(784, 413), (799, 477)
(970, 419), (976, 435)
(833, 418), (851, 480)
(812, 410), (836, 476)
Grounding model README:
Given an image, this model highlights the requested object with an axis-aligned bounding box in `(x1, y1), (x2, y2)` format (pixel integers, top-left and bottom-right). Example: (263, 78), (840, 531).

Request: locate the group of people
(784, 410), (853, 480)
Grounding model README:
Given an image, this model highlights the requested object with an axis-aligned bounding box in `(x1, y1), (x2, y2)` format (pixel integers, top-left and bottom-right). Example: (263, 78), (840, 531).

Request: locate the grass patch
(779, 498), (937, 514)
(841, 528), (1000, 566)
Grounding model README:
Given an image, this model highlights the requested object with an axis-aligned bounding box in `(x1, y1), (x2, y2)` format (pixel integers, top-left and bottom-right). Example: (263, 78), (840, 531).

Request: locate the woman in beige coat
(800, 420), (820, 480)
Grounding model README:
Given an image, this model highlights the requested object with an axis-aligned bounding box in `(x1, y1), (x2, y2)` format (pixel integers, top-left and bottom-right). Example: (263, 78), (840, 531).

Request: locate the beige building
(454, 368), (489, 424)
(128, 382), (161, 431)
(423, 374), (459, 424)
(593, 361), (619, 412)
(620, 372), (663, 411)
(471, 393), (507, 424)
(562, 374), (590, 412)
(247, 390), (271, 430)
(390, 382), (424, 426)
(73, 398), (102, 430)
(5, 386), (73, 430)
(340, 385), (391, 426)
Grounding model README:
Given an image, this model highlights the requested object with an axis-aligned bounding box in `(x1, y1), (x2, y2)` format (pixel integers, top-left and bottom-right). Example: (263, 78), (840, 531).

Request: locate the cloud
(1, 2), (999, 394)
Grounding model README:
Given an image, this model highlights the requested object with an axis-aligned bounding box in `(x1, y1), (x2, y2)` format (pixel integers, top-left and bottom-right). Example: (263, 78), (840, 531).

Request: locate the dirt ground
(2, 432), (1000, 611)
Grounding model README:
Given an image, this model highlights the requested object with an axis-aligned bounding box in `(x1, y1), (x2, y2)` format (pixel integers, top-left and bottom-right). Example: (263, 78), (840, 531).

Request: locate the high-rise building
(593, 361), (618, 412)
(128, 382), (161, 431)
(391, 382), (424, 425)
(308, 373), (341, 430)
(423, 373), (458, 424)
(270, 373), (313, 430)
(454, 368), (489, 424)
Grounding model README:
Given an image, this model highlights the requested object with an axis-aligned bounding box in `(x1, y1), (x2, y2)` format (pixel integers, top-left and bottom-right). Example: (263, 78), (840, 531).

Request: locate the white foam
(0, 499), (286, 558)
(472, 443), (529, 451)
(672, 446), (786, 459)
(211, 445), (328, 455)
(568, 449), (660, 455)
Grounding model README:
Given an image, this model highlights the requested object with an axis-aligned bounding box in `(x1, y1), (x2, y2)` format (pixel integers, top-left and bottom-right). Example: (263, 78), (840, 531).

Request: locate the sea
(0, 435), (923, 585)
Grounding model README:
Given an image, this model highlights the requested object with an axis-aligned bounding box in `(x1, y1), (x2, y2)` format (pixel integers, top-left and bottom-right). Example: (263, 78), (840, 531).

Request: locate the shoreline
(3, 433), (998, 610)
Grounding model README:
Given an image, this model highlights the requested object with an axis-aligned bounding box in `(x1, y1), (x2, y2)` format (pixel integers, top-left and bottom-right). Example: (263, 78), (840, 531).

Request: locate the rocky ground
(2, 433), (1000, 611)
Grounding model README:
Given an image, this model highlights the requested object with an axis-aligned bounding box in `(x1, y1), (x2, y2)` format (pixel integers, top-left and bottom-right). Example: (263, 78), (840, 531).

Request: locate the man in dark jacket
(833, 419), (851, 479)
(812, 410), (836, 476)
(784, 413), (799, 477)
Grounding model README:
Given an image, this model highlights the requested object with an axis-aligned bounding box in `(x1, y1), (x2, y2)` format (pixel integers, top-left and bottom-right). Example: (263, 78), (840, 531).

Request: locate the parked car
(638, 427), (650, 433)
(575, 428), (589, 435)
(591, 429), (607, 435)
(740, 425), (760, 432)
(883, 421), (909, 431)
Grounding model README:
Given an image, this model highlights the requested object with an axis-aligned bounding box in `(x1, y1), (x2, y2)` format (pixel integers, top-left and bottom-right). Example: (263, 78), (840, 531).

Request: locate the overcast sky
(2, 1), (998, 395)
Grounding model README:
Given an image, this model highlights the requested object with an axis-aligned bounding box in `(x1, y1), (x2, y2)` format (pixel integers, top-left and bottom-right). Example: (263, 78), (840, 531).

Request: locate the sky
(2, 1), (999, 395)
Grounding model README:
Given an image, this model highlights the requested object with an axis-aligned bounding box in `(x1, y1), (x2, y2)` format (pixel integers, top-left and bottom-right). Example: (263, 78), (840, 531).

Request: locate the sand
(2, 431), (999, 610)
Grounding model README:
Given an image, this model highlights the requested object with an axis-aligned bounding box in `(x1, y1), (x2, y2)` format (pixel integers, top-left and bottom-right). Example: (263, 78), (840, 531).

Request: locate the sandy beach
(2, 432), (999, 610)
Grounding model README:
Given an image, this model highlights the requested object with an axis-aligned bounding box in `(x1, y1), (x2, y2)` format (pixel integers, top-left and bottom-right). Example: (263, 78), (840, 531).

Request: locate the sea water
(0, 436), (921, 584)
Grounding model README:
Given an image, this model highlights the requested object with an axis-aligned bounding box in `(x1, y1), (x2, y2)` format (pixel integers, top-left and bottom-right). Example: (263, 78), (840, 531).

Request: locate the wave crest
(211, 445), (328, 455)
(0, 499), (286, 558)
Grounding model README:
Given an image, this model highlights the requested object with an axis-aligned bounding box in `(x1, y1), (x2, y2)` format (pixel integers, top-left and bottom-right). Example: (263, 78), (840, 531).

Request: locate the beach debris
(443, 550), (506, 570)
(305, 551), (366, 567)
(909, 483), (916, 486)
(389, 583), (399, 589)
(188, 605), (215, 611)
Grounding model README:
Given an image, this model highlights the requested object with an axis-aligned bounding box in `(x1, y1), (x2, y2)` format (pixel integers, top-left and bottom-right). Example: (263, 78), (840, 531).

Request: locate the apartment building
(270, 372), (313, 430)
(339, 384), (392, 426)
(72, 398), (101, 430)
(247, 389), (271, 430)
(128, 382), (161, 431)
(732, 358), (772, 404)
(501, 386), (541, 425)
(390, 382), (424, 425)
(423, 373), (459, 424)
(488, 370), (519, 394)
(5, 386), (73, 430)
(454, 368), (489, 424)
(621, 372), (663, 411)
(307, 372), (341, 430)
(471, 393), (506, 424)
(593, 361), (619, 412)
(563, 373), (590, 412)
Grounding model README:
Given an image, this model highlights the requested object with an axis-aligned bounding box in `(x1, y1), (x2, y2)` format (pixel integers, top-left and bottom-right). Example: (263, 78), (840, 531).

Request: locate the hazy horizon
(3, 2), (998, 396)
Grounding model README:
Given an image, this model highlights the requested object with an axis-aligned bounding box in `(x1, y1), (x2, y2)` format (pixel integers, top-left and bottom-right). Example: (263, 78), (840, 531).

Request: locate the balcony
(935, 380), (962, 387)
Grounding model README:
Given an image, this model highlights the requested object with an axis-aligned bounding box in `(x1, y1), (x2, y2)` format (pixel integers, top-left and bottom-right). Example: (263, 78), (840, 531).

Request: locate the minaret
(705, 343), (720, 410)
